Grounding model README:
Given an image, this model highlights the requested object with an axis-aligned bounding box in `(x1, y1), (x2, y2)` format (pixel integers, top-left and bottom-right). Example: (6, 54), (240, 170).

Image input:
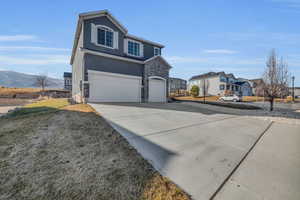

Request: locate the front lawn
(0, 99), (190, 200)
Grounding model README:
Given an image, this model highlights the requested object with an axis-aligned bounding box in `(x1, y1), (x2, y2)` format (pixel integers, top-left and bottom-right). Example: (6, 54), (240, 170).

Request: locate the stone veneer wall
(143, 57), (170, 102)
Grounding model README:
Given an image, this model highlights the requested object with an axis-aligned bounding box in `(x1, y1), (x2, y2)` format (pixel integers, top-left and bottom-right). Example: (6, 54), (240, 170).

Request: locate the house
(249, 79), (265, 96)
(235, 80), (252, 96)
(289, 87), (300, 98)
(188, 72), (252, 96)
(63, 72), (72, 91)
(70, 10), (171, 103)
(169, 77), (187, 93)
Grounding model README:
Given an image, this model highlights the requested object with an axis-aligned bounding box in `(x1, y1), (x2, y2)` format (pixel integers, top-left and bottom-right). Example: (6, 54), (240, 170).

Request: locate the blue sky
(0, 0), (300, 85)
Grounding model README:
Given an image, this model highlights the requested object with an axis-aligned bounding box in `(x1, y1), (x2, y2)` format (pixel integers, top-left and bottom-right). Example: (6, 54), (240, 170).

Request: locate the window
(220, 76), (227, 82)
(154, 47), (160, 56)
(128, 40), (141, 57)
(220, 84), (225, 90)
(91, 24), (118, 49)
(97, 27), (114, 48)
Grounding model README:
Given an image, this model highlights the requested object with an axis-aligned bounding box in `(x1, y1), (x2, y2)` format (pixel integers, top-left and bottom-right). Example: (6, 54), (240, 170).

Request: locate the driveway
(90, 102), (300, 200)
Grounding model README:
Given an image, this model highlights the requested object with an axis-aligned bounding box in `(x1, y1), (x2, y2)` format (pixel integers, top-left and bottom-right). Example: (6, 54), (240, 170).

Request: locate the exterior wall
(144, 58), (170, 102)
(188, 76), (221, 96)
(84, 53), (144, 77)
(72, 26), (84, 103)
(64, 77), (72, 91)
(84, 16), (125, 57)
(83, 16), (160, 61)
(169, 78), (187, 93)
(241, 82), (253, 96)
(206, 76), (221, 96)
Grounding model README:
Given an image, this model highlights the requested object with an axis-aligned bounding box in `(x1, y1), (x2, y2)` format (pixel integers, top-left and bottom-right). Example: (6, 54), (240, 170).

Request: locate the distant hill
(0, 71), (64, 89)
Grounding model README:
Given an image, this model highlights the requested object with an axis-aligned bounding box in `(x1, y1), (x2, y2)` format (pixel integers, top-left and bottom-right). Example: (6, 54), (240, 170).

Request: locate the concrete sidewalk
(215, 121), (300, 200)
(90, 103), (273, 200)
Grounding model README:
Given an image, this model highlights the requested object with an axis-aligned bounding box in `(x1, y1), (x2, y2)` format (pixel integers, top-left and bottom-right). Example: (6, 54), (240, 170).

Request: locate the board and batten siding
(83, 16), (160, 61)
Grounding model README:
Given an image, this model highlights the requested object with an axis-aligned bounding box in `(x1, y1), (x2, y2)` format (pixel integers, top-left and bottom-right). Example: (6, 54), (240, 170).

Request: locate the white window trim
(91, 23), (119, 50)
(154, 47), (160, 56)
(124, 38), (143, 58)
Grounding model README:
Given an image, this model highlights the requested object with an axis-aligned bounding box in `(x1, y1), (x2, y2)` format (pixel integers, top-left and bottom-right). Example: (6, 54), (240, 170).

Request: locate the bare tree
(200, 79), (209, 103)
(263, 49), (290, 111)
(35, 74), (49, 91)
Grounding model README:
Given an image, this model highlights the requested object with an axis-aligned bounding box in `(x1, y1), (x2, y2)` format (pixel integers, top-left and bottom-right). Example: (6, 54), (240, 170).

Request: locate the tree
(200, 79), (209, 103)
(190, 85), (199, 97)
(35, 74), (49, 91)
(263, 49), (290, 111)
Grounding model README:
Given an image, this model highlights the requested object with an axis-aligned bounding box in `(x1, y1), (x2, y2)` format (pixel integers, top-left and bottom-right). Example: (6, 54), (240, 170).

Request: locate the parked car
(219, 94), (242, 102)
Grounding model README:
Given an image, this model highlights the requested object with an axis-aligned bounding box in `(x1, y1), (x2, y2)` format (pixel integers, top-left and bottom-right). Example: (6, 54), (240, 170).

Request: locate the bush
(190, 85), (199, 97)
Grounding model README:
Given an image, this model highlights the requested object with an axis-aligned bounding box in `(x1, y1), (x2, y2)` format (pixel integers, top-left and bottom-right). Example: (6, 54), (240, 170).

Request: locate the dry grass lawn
(0, 99), (190, 200)
(0, 87), (41, 95)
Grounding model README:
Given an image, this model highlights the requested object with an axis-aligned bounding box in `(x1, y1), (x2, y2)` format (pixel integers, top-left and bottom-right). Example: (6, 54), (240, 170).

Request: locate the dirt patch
(0, 101), (190, 200)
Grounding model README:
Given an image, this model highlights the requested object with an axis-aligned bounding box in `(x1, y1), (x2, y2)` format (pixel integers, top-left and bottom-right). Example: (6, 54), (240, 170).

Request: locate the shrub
(190, 85), (199, 97)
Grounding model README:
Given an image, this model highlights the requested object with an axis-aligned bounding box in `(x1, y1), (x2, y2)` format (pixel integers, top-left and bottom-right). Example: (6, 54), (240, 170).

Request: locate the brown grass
(0, 99), (190, 200)
(243, 96), (295, 103)
(0, 87), (41, 95)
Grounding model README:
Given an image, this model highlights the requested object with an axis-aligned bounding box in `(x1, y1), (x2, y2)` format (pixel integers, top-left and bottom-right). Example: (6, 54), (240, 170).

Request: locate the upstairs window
(97, 27), (113, 48)
(128, 41), (140, 56)
(154, 47), (160, 56)
(125, 39), (143, 57)
(91, 24), (118, 49)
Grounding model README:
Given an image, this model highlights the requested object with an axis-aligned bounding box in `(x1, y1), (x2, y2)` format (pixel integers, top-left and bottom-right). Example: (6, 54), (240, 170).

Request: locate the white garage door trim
(88, 70), (142, 102)
(148, 76), (167, 102)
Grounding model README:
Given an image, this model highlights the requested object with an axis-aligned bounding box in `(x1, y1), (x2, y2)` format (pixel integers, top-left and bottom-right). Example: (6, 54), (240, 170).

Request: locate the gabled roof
(70, 10), (164, 64)
(144, 55), (172, 68)
(189, 72), (226, 81)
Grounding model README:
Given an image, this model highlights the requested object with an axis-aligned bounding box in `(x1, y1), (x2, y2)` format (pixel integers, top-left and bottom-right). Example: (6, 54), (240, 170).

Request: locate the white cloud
(165, 55), (264, 65)
(0, 46), (70, 51)
(0, 54), (70, 65)
(203, 49), (238, 54)
(0, 35), (38, 42)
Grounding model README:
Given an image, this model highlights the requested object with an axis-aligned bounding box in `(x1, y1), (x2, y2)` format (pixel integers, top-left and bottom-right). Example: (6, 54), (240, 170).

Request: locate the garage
(148, 77), (166, 102)
(88, 70), (141, 102)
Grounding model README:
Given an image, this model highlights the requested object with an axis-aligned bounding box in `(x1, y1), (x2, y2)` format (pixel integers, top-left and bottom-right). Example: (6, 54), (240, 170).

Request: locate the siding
(83, 16), (161, 61)
(84, 53), (144, 77)
(72, 26), (84, 102)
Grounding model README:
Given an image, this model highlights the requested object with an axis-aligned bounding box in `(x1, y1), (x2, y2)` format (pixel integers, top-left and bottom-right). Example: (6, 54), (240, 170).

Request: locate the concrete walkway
(90, 102), (299, 200)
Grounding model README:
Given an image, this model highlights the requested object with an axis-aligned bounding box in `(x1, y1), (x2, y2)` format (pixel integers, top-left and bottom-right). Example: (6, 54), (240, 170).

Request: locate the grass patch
(0, 100), (190, 200)
(7, 98), (69, 117)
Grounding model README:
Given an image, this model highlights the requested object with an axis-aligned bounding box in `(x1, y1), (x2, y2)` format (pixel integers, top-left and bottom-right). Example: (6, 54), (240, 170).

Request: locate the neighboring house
(188, 72), (252, 96)
(169, 77), (187, 93)
(235, 80), (252, 96)
(63, 72), (72, 91)
(70, 10), (171, 103)
(289, 87), (300, 98)
(249, 79), (265, 96)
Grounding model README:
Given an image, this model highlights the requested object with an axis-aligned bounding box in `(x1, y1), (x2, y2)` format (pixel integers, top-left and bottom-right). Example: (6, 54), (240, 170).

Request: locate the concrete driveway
(90, 102), (300, 200)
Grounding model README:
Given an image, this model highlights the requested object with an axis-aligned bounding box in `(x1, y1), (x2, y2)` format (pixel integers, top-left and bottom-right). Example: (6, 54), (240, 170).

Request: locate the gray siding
(84, 53), (144, 77)
(84, 17), (125, 57)
(72, 26), (84, 102)
(83, 16), (161, 61)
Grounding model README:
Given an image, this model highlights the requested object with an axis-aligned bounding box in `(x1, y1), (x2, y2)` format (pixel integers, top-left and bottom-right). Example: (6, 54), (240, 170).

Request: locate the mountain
(0, 70), (64, 89)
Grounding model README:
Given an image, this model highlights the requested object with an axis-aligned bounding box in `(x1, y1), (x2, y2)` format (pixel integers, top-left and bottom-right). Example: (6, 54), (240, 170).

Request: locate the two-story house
(63, 72), (72, 91)
(169, 77), (187, 93)
(188, 72), (252, 96)
(70, 10), (171, 103)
